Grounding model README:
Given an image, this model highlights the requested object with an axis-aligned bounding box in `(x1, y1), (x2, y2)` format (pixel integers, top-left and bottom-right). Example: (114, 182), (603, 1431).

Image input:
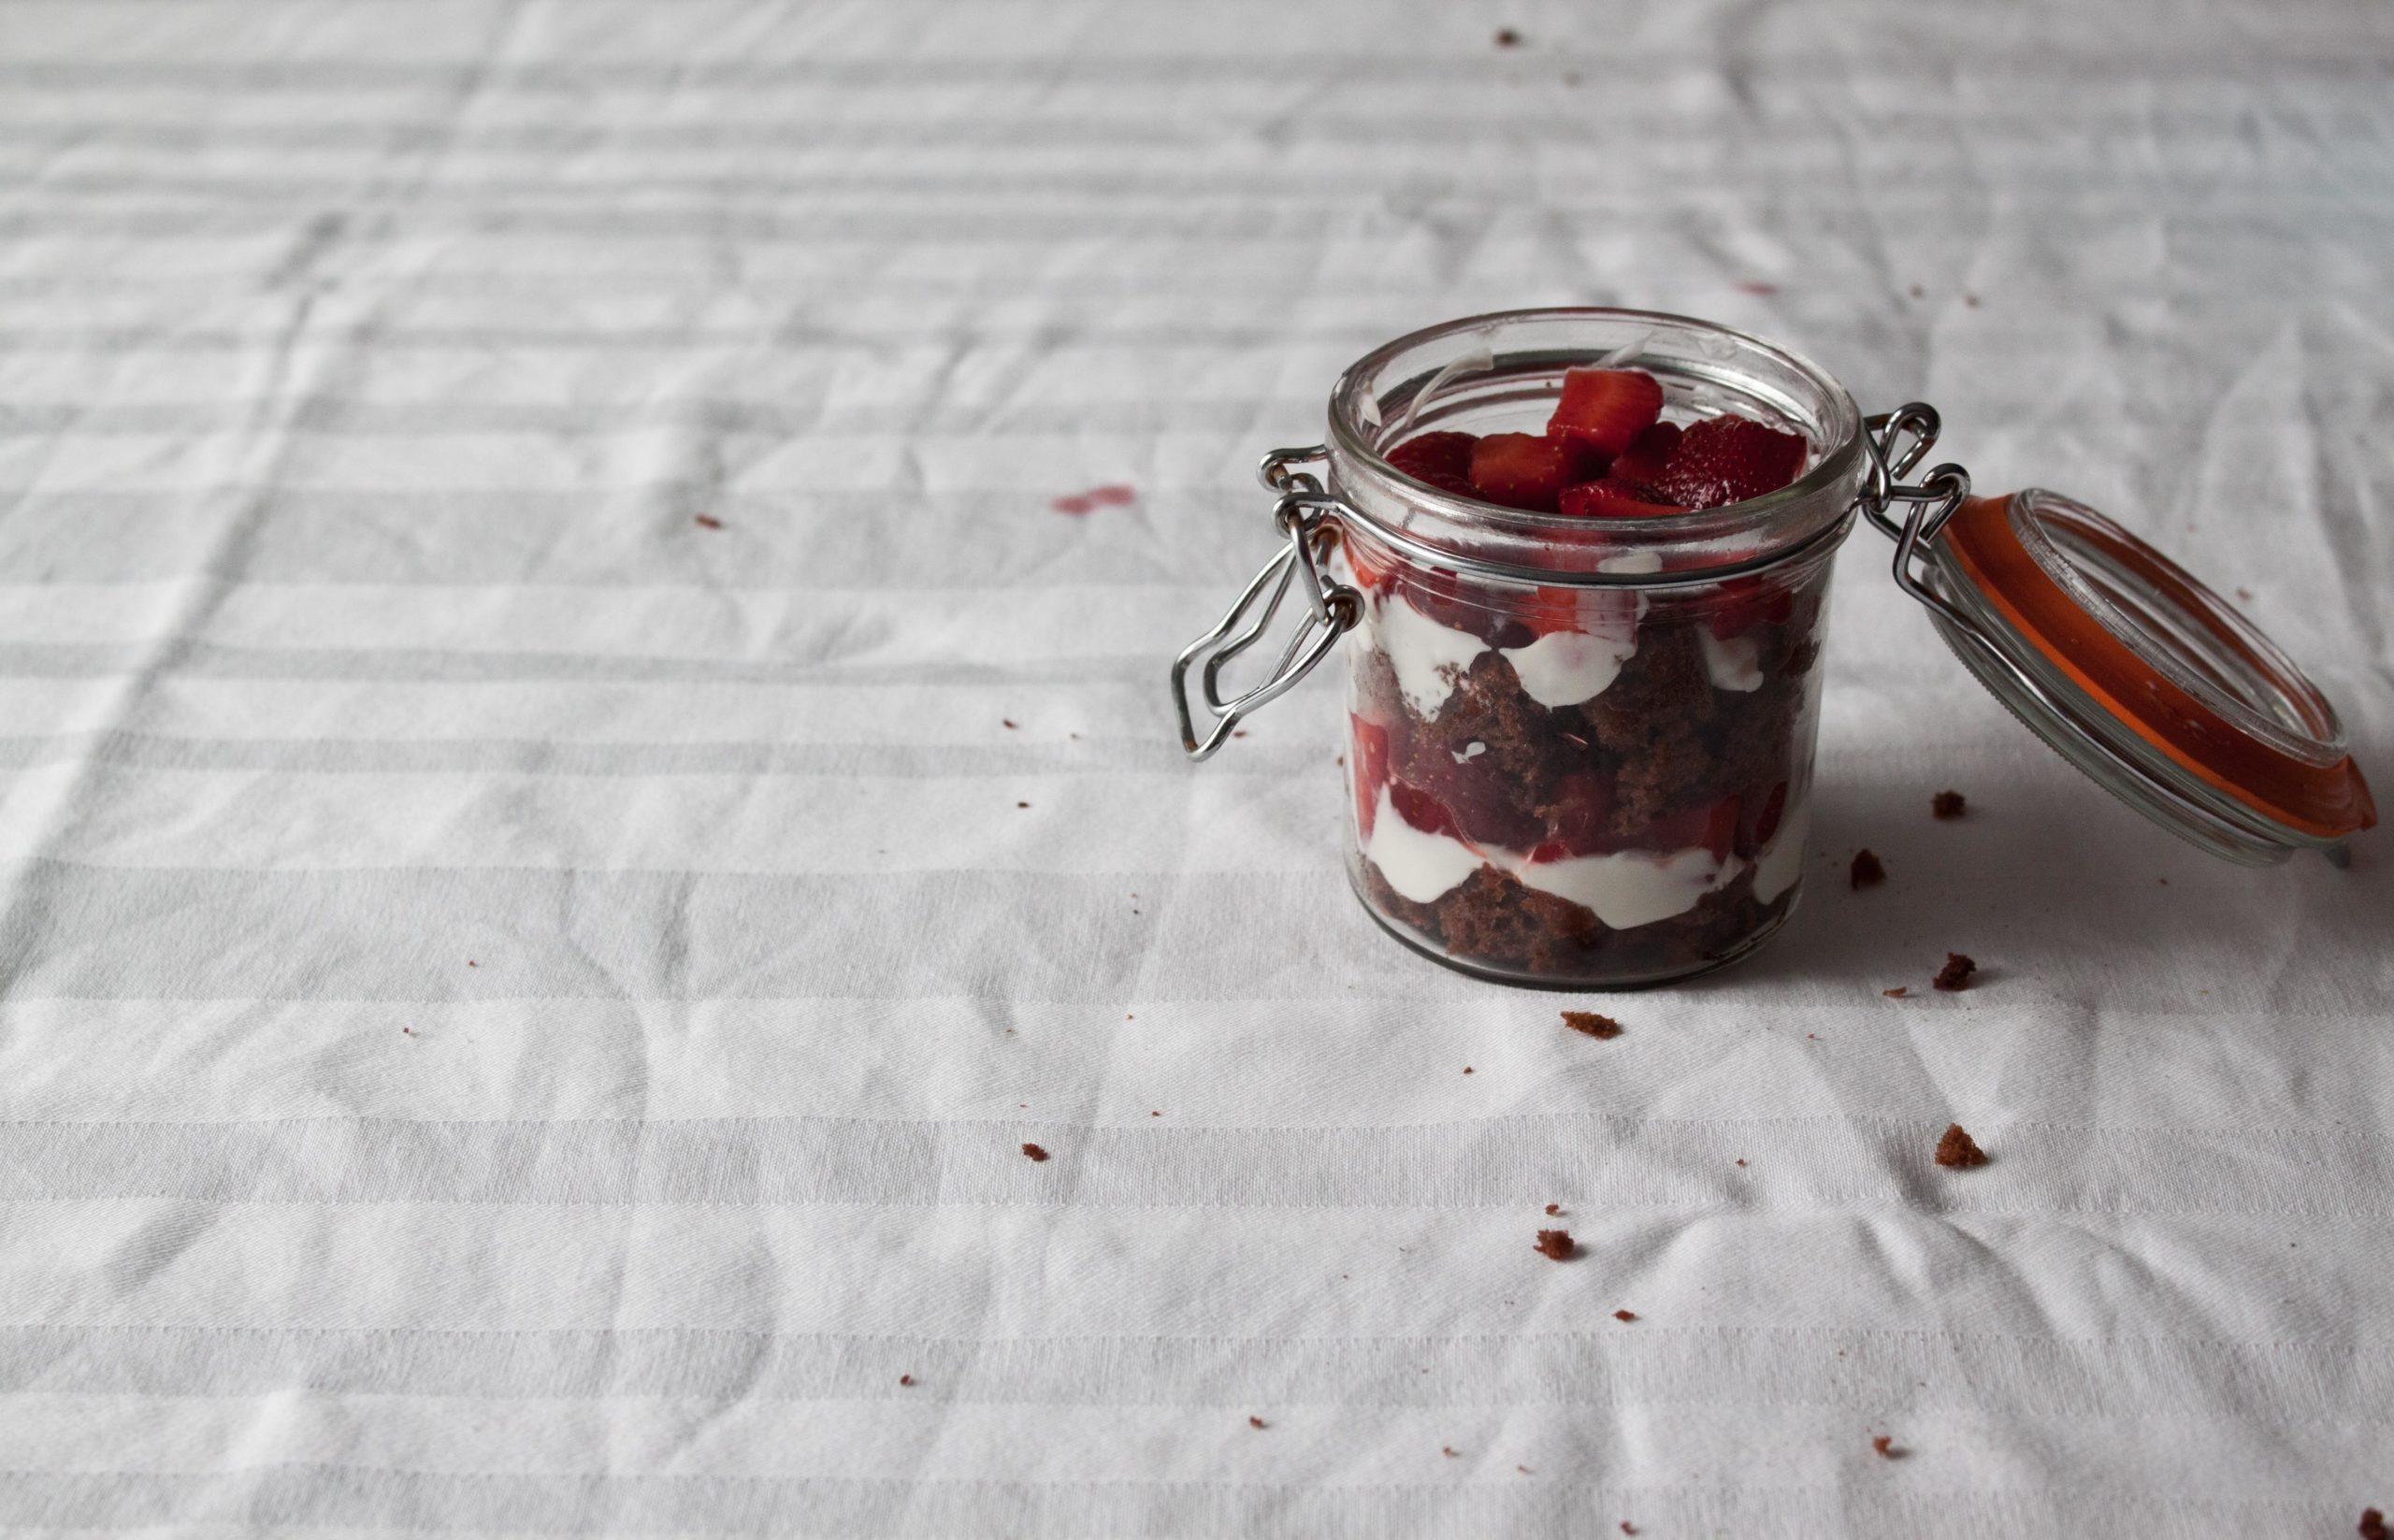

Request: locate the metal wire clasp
(1170, 445), (1363, 761)
(1857, 404), (1977, 632)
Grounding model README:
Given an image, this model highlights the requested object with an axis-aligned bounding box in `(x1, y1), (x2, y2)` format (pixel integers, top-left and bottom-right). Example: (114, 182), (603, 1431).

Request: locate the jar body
(1319, 309), (1865, 987)
(1338, 533), (1833, 987)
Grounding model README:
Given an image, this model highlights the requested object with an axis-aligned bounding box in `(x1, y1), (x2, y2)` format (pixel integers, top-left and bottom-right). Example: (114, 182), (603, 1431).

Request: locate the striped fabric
(3, 1), (2391, 1534)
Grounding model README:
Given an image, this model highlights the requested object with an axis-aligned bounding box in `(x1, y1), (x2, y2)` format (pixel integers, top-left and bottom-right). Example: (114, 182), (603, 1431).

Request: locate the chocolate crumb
(2236, 586), (2256, 602)
(693, 513), (723, 529)
(1494, 26), (1521, 46)
(1883, 986), (1909, 999)
(1443, 1446), (1459, 1458)
(1850, 849), (1886, 889)
(1544, 1203), (1561, 1216)
(1931, 789), (1967, 819)
(1002, 719), (1017, 729)
(1872, 1434), (1902, 1459)
(1517, 1465), (1532, 1475)
(1964, 293), (1982, 308)
(1248, 1416), (1266, 1430)
(1613, 1309), (1637, 1322)
(1534, 1229), (1576, 1260)
(899, 1374), (914, 1387)
(1463, 1065), (1474, 1074)
(1561, 1010), (1622, 1040)
(1909, 283), (1925, 298)
(1622, 1526), (1637, 1536)
(1933, 952), (1976, 991)
(400, 1027), (414, 1036)
(1934, 1123), (1988, 1169)
(1735, 1158), (1746, 1167)
(1150, 1110), (1161, 1117)
(1021, 1143), (1050, 1163)
(1016, 800), (1030, 809)
(2359, 1507), (2387, 1540)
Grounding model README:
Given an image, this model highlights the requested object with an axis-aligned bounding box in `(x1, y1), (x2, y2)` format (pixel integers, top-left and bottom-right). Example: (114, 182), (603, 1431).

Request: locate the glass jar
(1173, 307), (2374, 990)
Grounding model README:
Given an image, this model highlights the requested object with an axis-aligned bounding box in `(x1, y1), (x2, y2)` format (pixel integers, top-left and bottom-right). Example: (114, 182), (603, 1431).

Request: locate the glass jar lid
(1903, 487), (2375, 866)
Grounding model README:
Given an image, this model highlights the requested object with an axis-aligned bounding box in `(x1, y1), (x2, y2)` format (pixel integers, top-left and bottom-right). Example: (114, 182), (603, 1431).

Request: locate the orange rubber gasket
(1940, 495), (2375, 840)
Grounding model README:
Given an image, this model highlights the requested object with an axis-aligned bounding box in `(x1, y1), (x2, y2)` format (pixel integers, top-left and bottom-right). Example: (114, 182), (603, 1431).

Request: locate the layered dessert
(1341, 367), (1826, 984)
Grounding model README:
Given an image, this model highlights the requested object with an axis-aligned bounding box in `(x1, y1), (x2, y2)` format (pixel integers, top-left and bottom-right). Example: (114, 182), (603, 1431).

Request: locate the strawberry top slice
(1608, 421), (1681, 488)
(1651, 415), (1808, 511)
(1558, 478), (1688, 519)
(1467, 432), (1576, 513)
(1547, 368), (1665, 459)
(1384, 430), (1478, 490)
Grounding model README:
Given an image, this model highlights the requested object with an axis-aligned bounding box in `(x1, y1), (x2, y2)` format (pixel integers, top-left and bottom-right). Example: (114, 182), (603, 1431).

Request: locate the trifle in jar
(1331, 314), (1846, 986)
(1173, 308), (2375, 990)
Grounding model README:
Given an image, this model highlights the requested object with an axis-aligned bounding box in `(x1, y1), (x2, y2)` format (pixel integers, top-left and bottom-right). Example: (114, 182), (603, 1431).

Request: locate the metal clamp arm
(1170, 447), (1361, 761)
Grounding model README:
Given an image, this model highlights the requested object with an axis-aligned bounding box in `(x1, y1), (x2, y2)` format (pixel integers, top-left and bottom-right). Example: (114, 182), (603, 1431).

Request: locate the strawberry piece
(1402, 752), (1545, 851)
(1608, 421), (1681, 487)
(1700, 795), (1740, 863)
(1388, 780), (1464, 841)
(1651, 414), (1807, 511)
(1467, 432), (1576, 513)
(1708, 574), (1796, 640)
(1558, 479), (1688, 519)
(1384, 430), (1478, 486)
(1547, 368), (1664, 459)
(1751, 780), (1788, 849)
(1340, 527), (1397, 591)
(1642, 794), (1741, 862)
(1350, 715), (1391, 839)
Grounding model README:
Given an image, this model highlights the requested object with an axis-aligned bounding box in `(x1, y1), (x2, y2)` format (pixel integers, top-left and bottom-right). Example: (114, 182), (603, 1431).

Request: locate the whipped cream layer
(1361, 789), (1813, 930)
(1364, 550), (1665, 717)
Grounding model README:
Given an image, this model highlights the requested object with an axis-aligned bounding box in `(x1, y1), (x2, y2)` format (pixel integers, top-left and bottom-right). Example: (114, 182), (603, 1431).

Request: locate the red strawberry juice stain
(1053, 483), (1135, 515)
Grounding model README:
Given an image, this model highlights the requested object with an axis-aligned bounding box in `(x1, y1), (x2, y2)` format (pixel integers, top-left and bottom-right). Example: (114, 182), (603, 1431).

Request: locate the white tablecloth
(2, 2), (2389, 1534)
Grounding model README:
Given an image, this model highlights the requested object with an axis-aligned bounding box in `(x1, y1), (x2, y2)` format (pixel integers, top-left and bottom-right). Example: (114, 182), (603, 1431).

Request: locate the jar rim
(1324, 307), (1867, 581)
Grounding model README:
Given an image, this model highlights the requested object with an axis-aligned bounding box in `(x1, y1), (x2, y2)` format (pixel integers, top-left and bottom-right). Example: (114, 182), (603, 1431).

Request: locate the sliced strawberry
(1515, 584), (1580, 638)
(1558, 478), (1688, 519)
(1608, 421), (1681, 487)
(1402, 751), (1545, 851)
(1700, 795), (1740, 863)
(1350, 715), (1391, 838)
(1340, 527), (1397, 591)
(1748, 780), (1788, 854)
(1384, 430), (1478, 488)
(1642, 794), (1741, 862)
(1651, 414), (1808, 511)
(1708, 574), (1796, 640)
(1467, 432), (1576, 513)
(1388, 780), (1464, 841)
(1547, 368), (1664, 459)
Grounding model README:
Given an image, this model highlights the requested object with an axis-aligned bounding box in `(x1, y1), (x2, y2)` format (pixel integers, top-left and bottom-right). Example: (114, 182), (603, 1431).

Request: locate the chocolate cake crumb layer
(1935, 1123), (1989, 1169)
(1562, 1011), (1622, 1039)
(1534, 1229), (1576, 1260)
